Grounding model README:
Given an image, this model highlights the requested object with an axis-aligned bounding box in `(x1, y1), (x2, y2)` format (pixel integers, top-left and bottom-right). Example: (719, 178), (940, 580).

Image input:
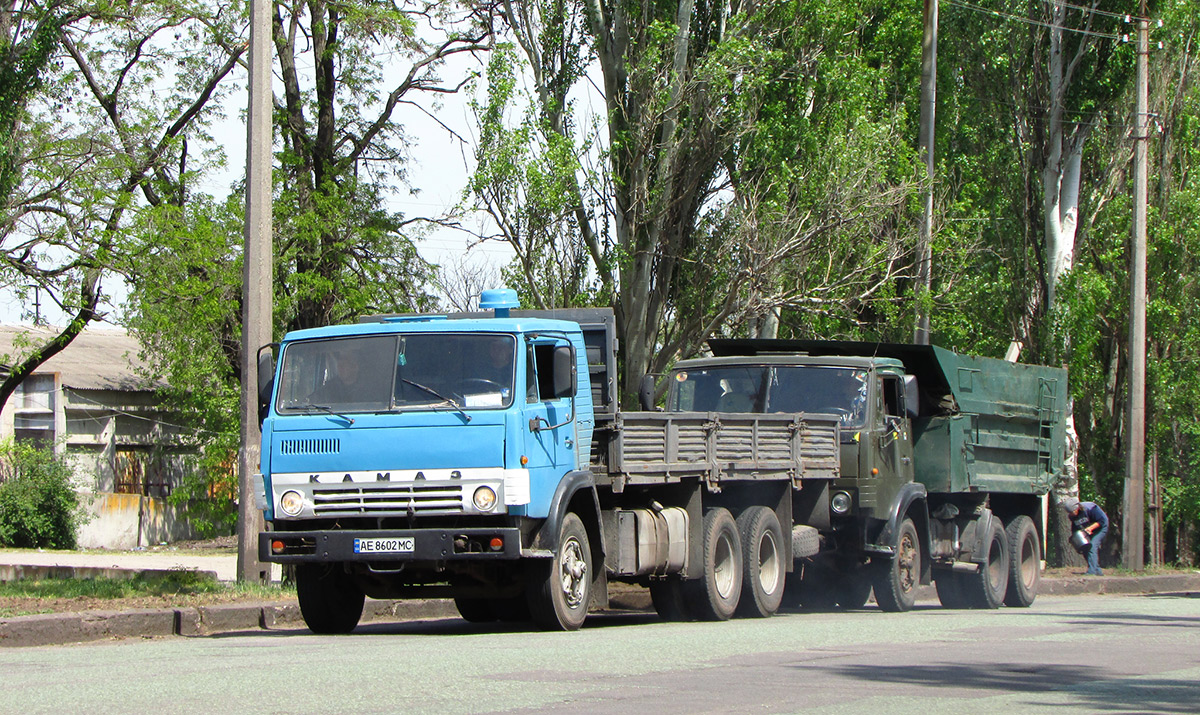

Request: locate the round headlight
(830, 491), (852, 515)
(473, 486), (498, 511)
(280, 490), (305, 516)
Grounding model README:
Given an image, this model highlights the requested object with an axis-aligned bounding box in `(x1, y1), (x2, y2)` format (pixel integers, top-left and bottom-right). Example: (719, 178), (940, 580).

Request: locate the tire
(453, 597), (498, 623)
(527, 512), (593, 631)
(1003, 515), (1041, 607)
(834, 568), (873, 610)
(650, 576), (693, 621)
(935, 573), (968, 609)
(296, 563), (365, 635)
(872, 517), (920, 612)
(963, 518), (1009, 609)
(735, 506), (786, 618)
(491, 595), (532, 622)
(684, 508), (743, 620)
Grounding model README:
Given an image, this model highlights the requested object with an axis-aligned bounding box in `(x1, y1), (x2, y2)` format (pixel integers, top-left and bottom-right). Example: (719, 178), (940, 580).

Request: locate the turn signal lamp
(520, 455), (529, 466)
(473, 486), (498, 511)
(489, 537), (504, 551)
(271, 540), (285, 554)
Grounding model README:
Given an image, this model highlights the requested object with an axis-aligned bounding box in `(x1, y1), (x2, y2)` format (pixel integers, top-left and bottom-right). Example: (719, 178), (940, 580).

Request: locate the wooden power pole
(238, 0), (274, 583)
(914, 0), (937, 345)
(1123, 13), (1149, 572)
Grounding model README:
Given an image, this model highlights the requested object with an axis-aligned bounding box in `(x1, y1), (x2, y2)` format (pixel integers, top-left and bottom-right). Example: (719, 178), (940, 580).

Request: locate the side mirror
(552, 345), (576, 399)
(903, 375), (919, 418)
(257, 343), (278, 425)
(639, 374), (657, 411)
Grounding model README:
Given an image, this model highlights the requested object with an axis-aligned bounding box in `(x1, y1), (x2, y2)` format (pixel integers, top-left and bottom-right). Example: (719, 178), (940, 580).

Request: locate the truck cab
(256, 290), (603, 631)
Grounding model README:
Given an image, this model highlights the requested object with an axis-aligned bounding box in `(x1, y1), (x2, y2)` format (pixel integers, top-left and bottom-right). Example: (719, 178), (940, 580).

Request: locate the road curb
(2, 574), (1198, 648)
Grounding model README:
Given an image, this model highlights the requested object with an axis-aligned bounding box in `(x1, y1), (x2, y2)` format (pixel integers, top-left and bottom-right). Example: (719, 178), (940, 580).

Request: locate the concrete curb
(2, 574), (1197, 648)
(0, 564), (220, 583)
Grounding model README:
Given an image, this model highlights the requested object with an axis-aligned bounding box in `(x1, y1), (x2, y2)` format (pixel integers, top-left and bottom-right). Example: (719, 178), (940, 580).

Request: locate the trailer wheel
(453, 597), (498, 623)
(963, 518), (1009, 609)
(1003, 515), (1040, 607)
(296, 564), (365, 634)
(735, 506), (785, 618)
(872, 517), (920, 612)
(685, 507), (743, 620)
(650, 577), (693, 621)
(527, 512), (592, 631)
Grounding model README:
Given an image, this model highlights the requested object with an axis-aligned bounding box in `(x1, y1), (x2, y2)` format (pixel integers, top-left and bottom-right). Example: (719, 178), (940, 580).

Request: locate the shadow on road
(800, 661), (1200, 713)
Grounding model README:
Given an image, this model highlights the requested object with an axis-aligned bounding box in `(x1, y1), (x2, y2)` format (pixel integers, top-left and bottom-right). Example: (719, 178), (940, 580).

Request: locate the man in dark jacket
(1063, 497), (1109, 576)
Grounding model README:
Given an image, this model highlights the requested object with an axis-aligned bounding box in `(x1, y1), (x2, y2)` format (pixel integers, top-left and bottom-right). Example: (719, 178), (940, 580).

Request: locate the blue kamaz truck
(255, 290), (841, 631)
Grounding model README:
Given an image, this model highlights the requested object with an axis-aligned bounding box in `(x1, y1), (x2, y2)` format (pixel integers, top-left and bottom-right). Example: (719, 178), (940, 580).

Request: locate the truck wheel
(834, 568), (873, 610)
(650, 576), (693, 621)
(872, 517), (920, 612)
(453, 597), (498, 623)
(735, 506), (785, 618)
(296, 564), (365, 634)
(1003, 515), (1040, 607)
(527, 512), (592, 631)
(935, 573), (968, 609)
(963, 518), (1009, 609)
(685, 507), (743, 620)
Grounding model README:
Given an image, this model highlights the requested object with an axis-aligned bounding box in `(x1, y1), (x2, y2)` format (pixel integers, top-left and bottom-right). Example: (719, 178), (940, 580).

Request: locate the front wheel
(872, 517), (920, 612)
(527, 512), (593, 631)
(296, 564), (365, 635)
(684, 508), (743, 620)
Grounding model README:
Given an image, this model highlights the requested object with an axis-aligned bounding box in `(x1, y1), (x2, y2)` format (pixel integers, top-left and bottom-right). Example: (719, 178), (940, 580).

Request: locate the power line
(944, 0), (1125, 41)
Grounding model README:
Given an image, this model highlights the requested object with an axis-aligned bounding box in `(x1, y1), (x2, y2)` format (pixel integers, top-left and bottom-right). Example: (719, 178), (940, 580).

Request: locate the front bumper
(259, 527), (524, 564)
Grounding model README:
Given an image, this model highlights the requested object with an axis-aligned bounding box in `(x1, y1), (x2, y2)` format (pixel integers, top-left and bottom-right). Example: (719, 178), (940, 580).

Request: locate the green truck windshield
(276, 333), (516, 414)
(669, 365), (869, 427)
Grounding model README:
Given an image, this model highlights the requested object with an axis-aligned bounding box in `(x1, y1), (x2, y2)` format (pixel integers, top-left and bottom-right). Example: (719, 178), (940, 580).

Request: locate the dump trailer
(253, 291), (841, 632)
(664, 339), (1067, 611)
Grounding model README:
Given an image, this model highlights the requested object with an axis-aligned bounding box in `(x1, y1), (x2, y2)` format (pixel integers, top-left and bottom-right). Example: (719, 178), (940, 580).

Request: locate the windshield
(668, 365), (870, 428)
(276, 333), (516, 414)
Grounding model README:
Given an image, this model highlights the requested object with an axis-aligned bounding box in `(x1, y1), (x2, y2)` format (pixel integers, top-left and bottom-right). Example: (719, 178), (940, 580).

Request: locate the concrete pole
(913, 0), (937, 345)
(238, 0), (273, 583)
(1122, 16), (1148, 572)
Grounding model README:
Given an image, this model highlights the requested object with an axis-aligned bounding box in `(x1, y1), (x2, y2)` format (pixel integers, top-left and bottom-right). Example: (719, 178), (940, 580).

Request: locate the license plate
(354, 537), (414, 554)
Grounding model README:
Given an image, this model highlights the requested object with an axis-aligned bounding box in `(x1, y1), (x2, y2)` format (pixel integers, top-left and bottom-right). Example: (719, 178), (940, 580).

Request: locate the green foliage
(0, 2), (64, 203)
(0, 441), (83, 549)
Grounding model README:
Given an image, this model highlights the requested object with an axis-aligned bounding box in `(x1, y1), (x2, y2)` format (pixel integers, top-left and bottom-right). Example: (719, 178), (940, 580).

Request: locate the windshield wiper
(396, 378), (471, 423)
(294, 402), (355, 425)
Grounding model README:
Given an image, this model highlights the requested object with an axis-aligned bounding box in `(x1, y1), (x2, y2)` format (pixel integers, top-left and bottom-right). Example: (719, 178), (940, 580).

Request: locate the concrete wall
(76, 493), (200, 550)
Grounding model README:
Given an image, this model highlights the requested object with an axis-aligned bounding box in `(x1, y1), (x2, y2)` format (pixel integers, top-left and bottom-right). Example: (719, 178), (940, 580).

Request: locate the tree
(0, 1), (245, 412)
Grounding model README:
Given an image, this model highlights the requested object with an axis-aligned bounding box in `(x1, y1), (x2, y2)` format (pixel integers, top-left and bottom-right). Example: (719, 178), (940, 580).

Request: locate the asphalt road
(1, 593), (1197, 714)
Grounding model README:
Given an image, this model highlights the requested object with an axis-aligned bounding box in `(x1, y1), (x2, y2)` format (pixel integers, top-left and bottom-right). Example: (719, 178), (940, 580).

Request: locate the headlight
(280, 490), (305, 516)
(473, 486), (498, 511)
(831, 491), (853, 514)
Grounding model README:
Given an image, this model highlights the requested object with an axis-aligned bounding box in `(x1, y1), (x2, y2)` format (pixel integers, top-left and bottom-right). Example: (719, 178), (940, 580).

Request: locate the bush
(0, 441), (83, 549)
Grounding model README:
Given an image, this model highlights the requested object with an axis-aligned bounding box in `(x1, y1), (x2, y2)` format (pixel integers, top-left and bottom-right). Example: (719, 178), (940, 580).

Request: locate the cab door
(522, 338), (577, 505)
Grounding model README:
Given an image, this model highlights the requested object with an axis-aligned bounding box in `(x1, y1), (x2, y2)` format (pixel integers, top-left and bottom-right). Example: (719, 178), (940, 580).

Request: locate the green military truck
(662, 339), (1067, 611)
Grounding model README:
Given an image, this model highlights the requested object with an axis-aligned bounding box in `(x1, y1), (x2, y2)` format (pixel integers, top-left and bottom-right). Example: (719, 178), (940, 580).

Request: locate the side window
(526, 344), (539, 402)
(882, 376), (902, 418)
(530, 341), (568, 401)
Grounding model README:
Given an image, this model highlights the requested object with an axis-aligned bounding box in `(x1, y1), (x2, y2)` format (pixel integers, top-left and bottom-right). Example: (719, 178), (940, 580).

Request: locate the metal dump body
(600, 411), (841, 489)
(910, 348), (1066, 495)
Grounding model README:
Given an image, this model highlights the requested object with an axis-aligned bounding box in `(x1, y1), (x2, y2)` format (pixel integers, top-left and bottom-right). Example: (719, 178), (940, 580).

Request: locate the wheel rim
(757, 530), (780, 595)
(559, 536), (588, 608)
(897, 530), (918, 592)
(1019, 534), (1038, 588)
(987, 536), (1005, 585)
(714, 530), (737, 599)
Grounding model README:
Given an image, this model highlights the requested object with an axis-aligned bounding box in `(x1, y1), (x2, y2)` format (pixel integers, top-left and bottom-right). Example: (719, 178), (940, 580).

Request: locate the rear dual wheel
(685, 508), (743, 620)
(962, 518), (1009, 609)
(736, 506), (785, 618)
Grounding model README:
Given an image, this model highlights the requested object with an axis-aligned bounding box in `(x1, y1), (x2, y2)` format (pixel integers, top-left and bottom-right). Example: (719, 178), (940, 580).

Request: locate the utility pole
(914, 0), (938, 345)
(238, 0), (274, 583)
(1122, 11), (1149, 572)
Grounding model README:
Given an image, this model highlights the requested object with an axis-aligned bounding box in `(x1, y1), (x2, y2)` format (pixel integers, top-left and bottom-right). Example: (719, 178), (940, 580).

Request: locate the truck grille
(280, 438), (340, 455)
(311, 483), (465, 515)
